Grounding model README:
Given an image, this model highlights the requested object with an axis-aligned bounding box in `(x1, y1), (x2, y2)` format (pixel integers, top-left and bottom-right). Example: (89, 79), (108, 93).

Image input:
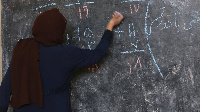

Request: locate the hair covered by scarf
(10, 8), (67, 108)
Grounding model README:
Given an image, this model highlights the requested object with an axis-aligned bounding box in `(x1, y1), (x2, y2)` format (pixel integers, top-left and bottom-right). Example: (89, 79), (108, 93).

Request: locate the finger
(117, 12), (122, 17)
(116, 11), (120, 14)
(118, 13), (123, 19)
(117, 12), (122, 18)
(118, 13), (122, 17)
(114, 11), (117, 16)
(119, 16), (124, 20)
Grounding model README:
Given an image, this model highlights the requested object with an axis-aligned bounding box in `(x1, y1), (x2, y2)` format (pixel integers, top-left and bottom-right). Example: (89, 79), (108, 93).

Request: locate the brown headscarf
(10, 8), (67, 108)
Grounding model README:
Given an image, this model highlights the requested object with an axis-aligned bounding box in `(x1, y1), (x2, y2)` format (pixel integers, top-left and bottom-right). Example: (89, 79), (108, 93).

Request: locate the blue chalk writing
(174, 12), (180, 32)
(152, 8), (200, 32)
(78, 27), (81, 41)
(121, 0), (145, 3)
(84, 28), (95, 50)
(145, 0), (163, 78)
(160, 21), (173, 30)
(84, 28), (94, 38)
(64, 2), (94, 7)
(146, 8), (165, 35)
(144, 4), (199, 78)
(117, 23), (142, 54)
(183, 20), (196, 30)
(66, 34), (69, 45)
(114, 27), (124, 38)
(32, 3), (56, 11)
(130, 40), (139, 48)
(120, 50), (145, 54)
(129, 23), (136, 38)
(88, 41), (95, 50)
(129, 23), (138, 48)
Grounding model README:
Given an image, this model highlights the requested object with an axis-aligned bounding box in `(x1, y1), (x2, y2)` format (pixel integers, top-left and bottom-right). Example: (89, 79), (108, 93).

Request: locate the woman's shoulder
(60, 44), (80, 50)
(39, 44), (84, 56)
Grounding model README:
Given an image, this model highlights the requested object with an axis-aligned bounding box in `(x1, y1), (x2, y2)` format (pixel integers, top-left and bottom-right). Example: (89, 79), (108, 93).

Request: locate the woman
(0, 8), (123, 112)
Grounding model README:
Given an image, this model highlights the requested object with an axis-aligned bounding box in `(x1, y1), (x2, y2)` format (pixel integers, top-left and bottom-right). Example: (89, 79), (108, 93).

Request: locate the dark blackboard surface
(2, 0), (200, 111)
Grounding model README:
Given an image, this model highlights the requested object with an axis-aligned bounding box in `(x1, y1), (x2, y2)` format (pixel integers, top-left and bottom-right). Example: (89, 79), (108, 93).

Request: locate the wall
(1, 0), (200, 111)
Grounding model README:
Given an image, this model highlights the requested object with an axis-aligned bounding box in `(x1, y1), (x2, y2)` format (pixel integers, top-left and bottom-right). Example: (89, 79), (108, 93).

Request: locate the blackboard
(2, 0), (200, 111)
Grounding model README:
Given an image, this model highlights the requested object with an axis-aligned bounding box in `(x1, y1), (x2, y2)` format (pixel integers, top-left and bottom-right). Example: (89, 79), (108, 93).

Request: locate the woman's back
(1, 29), (113, 112)
(0, 8), (123, 112)
(14, 33), (113, 112)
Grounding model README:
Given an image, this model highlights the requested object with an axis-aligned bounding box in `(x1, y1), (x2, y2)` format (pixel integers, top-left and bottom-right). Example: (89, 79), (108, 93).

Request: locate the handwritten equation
(30, 0), (200, 77)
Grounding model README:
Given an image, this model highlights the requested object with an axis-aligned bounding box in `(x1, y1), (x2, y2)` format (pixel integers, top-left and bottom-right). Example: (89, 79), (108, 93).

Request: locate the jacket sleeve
(0, 62), (12, 112)
(69, 30), (113, 68)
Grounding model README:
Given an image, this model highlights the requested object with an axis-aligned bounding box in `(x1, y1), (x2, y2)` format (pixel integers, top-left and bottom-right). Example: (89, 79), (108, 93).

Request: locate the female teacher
(0, 8), (123, 112)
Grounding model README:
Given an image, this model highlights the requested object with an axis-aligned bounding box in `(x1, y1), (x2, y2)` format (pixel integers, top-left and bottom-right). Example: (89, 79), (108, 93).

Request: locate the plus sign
(114, 27), (124, 37)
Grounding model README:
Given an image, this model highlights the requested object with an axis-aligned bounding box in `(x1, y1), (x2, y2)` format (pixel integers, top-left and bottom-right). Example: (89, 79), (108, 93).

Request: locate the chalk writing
(144, 2), (200, 78)
(79, 6), (89, 19)
(129, 23), (136, 38)
(84, 28), (95, 50)
(174, 12), (180, 32)
(148, 7), (200, 33)
(130, 5), (133, 14)
(145, 0), (163, 78)
(134, 4), (140, 13)
(32, 3), (56, 11)
(64, 2), (94, 7)
(121, 0), (145, 3)
(117, 23), (145, 54)
(129, 23), (138, 48)
(128, 58), (132, 74)
(120, 50), (145, 54)
(145, 7), (165, 36)
(88, 41), (96, 50)
(65, 34), (69, 45)
(78, 27), (81, 41)
(79, 7), (82, 19)
(84, 28), (94, 38)
(159, 21), (173, 30)
(129, 4), (140, 14)
(114, 27), (124, 38)
(41, 1), (199, 79)
(134, 57), (142, 69)
(83, 6), (89, 18)
(130, 40), (139, 48)
(128, 57), (142, 74)
(88, 64), (100, 73)
(183, 20), (197, 30)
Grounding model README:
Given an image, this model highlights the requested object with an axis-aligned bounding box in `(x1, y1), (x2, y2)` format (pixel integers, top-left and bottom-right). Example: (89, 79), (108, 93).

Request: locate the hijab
(10, 8), (67, 108)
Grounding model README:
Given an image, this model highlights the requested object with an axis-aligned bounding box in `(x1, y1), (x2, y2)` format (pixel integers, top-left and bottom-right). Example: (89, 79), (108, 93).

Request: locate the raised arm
(106, 11), (124, 31)
(69, 11), (124, 68)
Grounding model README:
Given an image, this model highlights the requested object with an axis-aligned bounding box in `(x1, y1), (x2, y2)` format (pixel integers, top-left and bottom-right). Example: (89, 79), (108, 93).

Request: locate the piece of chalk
(117, 11), (121, 14)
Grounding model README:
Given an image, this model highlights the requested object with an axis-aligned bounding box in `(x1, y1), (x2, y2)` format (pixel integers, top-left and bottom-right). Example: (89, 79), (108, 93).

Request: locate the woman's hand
(106, 11), (124, 31)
